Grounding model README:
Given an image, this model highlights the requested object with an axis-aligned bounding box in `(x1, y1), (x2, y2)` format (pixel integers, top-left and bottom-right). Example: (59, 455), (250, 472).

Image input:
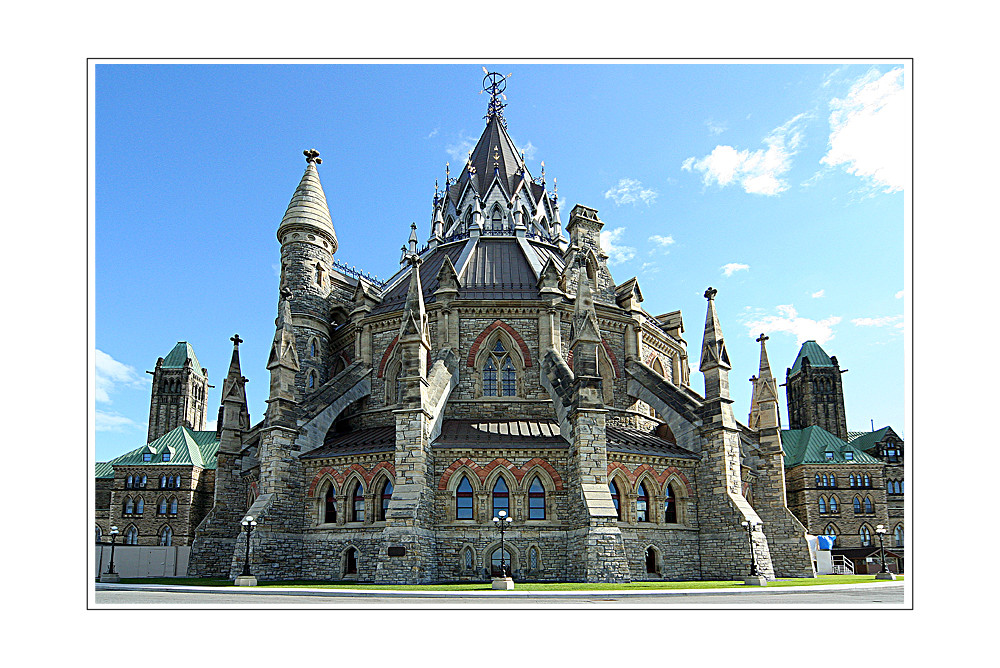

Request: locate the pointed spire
(219, 334), (249, 447)
(277, 149), (338, 252)
(756, 333), (773, 380)
(571, 268), (602, 346)
(398, 254), (429, 346)
(266, 289), (300, 423)
(750, 332), (780, 429)
(408, 222), (419, 254)
(699, 287), (731, 372)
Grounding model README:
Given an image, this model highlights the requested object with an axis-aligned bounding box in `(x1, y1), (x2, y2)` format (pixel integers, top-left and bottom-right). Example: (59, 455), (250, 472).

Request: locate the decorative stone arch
(469, 322), (530, 399)
(371, 469), (395, 522)
(524, 542), (543, 575)
(383, 349), (402, 405)
(483, 466), (517, 520)
(443, 466), (482, 522)
(467, 320), (532, 369)
(661, 473), (688, 525)
(340, 544), (361, 578)
(458, 543), (477, 573)
(377, 335), (400, 378)
(484, 540), (521, 578)
(823, 522), (840, 536)
(651, 356), (666, 378)
(343, 473), (368, 524)
(607, 469), (630, 522)
(123, 524), (140, 545)
(519, 464), (558, 522)
(633, 471), (659, 523)
(311, 473), (339, 525)
(643, 544), (663, 576)
(488, 202), (507, 231)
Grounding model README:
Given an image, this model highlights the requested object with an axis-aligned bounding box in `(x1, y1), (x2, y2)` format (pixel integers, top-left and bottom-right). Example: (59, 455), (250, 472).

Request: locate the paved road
(94, 584), (904, 607)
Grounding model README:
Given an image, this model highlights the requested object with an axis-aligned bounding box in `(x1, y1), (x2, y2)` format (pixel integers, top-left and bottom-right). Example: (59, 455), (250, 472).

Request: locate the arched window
(158, 498), (168, 515)
(490, 548), (511, 578)
(849, 474), (856, 487)
(894, 525), (904, 547)
(492, 477), (510, 518)
(863, 474), (871, 487)
(819, 496), (827, 514)
(528, 546), (539, 573)
(351, 482), (365, 522)
(309, 338), (318, 357)
(307, 371), (316, 390)
(95, 526), (102, 543)
(136, 495), (145, 514)
(822, 474), (828, 487)
(528, 477), (545, 520)
(159, 526), (173, 546)
(456, 476), (474, 519)
(463, 547), (474, 570)
(169, 497), (178, 514)
(126, 475), (133, 489)
(815, 474), (821, 487)
(853, 497), (862, 514)
(636, 482), (649, 522)
(481, 339), (517, 397)
(160, 475), (167, 489)
(864, 497), (874, 514)
(609, 480), (621, 520)
(123, 497), (133, 515)
(124, 526), (139, 545)
(824, 523), (838, 536)
(140, 475), (147, 487)
(324, 483), (337, 524)
(664, 483), (677, 523)
(830, 496), (838, 513)
(490, 205), (504, 231)
(379, 478), (393, 521)
(830, 474), (837, 487)
(344, 547), (358, 575)
(645, 547), (658, 574)
(860, 525), (872, 547)
(174, 475), (182, 488)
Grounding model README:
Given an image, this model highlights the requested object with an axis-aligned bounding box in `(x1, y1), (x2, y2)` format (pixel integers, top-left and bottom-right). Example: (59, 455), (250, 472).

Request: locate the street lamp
(492, 509), (513, 582)
(741, 520), (766, 586)
(235, 515), (258, 586)
(874, 524), (896, 580)
(100, 526), (120, 583)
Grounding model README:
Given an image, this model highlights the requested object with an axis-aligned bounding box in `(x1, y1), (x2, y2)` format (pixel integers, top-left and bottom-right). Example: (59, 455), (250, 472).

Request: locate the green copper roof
(846, 426), (901, 452)
(95, 462), (115, 479)
(781, 426), (881, 467)
(107, 426), (219, 470)
(161, 341), (204, 373)
(789, 340), (834, 375)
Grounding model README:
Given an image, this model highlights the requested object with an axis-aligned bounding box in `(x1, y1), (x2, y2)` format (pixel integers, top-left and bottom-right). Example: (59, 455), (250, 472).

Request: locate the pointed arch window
(854, 497), (862, 514)
(645, 547), (658, 574)
(160, 475), (167, 489)
(324, 483), (337, 524)
(819, 496), (827, 514)
(345, 547), (358, 575)
(492, 477), (510, 518)
(95, 526), (102, 543)
(169, 498), (178, 514)
(849, 474), (856, 487)
(894, 524), (904, 547)
(829, 496), (838, 513)
(123, 497), (134, 515)
(159, 526), (173, 546)
(126, 475), (134, 489)
(824, 523), (838, 537)
(664, 483), (677, 523)
(310, 338), (318, 357)
(863, 473), (871, 487)
(490, 205), (504, 231)
(864, 497), (874, 514)
(830, 474), (837, 488)
(351, 481), (365, 523)
(822, 474), (829, 487)
(135, 497), (144, 515)
(456, 476), (474, 520)
(528, 546), (539, 573)
(609, 480), (621, 520)
(482, 339), (517, 397)
(815, 474), (821, 487)
(307, 370), (316, 390)
(158, 498), (168, 515)
(860, 525), (872, 547)
(636, 482), (650, 522)
(463, 547), (474, 570)
(124, 526), (139, 545)
(528, 477), (546, 520)
(379, 478), (393, 521)
(490, 548), (512, 578)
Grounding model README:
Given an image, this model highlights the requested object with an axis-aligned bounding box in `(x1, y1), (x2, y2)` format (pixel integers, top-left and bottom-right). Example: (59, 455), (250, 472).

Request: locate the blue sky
(94, 62), (908, 461)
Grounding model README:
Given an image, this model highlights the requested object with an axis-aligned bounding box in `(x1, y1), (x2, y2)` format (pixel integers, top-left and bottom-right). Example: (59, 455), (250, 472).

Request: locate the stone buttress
(188, 335), (251, 577)
(696, 288), (775, 580)
(748, 334), (815, 577)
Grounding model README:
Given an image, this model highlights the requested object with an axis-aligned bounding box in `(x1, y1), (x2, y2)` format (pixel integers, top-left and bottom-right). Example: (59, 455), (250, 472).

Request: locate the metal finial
(481, 70), (510, 129)
(304, 149), (322, 165)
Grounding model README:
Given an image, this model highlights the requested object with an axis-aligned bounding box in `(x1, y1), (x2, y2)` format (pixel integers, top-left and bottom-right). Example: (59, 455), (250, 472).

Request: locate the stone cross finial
(304, 149), (322, 165)
(750, 375), (757, 383)
(231, 334), (243, 348)
(756, 333), (769, 344)
(704, 287), (717, 300)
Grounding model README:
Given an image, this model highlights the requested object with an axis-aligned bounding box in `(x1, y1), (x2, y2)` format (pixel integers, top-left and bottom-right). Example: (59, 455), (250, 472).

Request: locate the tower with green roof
(784, 340), (848, 439)
(146, 341), (210, 443)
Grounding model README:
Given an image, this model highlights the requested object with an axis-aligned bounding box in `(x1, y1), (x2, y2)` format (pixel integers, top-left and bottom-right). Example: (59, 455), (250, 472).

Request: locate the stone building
(779, 340), (905, 572)
(182, 73), (816, 584)
(95, 341), (220, 547)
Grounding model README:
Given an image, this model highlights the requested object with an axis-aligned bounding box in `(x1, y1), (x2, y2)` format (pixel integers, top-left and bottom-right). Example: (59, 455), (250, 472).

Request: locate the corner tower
(785, 340), (848, 439)
(276, 149), (338, 399)
(146, 341), (210, 442)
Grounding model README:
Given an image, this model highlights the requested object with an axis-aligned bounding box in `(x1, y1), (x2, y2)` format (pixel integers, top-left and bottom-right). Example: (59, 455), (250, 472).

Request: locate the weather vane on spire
(481, 68), (511, 129)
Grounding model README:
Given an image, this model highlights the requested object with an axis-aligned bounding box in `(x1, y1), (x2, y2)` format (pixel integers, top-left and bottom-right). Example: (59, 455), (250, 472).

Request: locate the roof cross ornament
(756, 333), (769, 344)
(303, 149), (322, 165)
(704, 286), (718, 300)
(480, 69), (511, 128)
(231, 334), (243, 348)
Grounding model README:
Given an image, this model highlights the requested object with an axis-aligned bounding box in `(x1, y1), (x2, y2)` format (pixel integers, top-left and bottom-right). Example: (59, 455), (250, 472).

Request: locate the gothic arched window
(830, 496), (839, 513)
(636, 482), (650, 522)
(456, 476), (474, 520)
(124, 526), (139, 545)
(324, 483), (337, 524)
(528, 477), (545, 520)
(664, 483), (677, 523)
(379, 478), (393, 521)
(482, 339), (517, 397)
(123, 497), (133, 515)
(864, 497), (874, 514)
(860, 525), (872, 547)
(463, 547), (474, 570)
(894, 524), (904, 547)
(609, 480), (621, 520)
(159, 526), (173, 546)
(169, 497), (178, 514)
(492, 477), (510, 518)
(350, 481), (365, 523)
(819, 496), (827, 514)
(490, 205), (504, 231)
(824, 523), (838, 536)
(854, 497), (862, 514)
(135, 497), (144, 515)
(158, 498), (168, 515)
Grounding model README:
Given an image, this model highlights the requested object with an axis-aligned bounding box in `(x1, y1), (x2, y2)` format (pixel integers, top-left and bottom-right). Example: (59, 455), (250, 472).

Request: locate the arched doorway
(490, 548), (512, 577)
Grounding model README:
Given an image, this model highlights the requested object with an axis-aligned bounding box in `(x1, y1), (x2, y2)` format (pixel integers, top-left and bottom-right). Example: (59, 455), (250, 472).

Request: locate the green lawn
(112, 574), (901, 591)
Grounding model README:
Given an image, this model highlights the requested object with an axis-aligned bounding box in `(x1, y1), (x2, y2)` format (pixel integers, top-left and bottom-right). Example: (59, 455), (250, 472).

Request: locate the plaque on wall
(388, 546), (406, 557)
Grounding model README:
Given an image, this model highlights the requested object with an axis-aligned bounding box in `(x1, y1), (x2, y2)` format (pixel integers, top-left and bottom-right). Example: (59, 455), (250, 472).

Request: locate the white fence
(95, 544), (190, 579)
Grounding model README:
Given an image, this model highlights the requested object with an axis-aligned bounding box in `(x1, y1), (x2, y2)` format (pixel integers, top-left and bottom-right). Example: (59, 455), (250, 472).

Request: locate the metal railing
(331, 258), (387, 289)
(832, 555), (855, 575)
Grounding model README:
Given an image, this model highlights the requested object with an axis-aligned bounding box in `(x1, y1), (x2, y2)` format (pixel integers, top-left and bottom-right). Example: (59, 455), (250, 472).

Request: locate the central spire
(482, 69), (511, 129)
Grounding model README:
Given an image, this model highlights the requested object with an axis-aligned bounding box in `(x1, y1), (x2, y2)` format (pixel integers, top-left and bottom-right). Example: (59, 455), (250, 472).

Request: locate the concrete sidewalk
(95, 580), (903, 599)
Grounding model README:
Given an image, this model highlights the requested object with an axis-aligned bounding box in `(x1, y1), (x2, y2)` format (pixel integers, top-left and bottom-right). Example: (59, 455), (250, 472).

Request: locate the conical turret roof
(277, 151), (338, 251)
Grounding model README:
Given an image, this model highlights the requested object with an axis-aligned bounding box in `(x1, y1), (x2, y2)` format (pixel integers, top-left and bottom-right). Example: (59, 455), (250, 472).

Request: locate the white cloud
(95, 349), (145, 404)
(604, 178), (658, 206)
(812, 289), (825, 298)
(640, 261), (660, 274)
(445, 133), (478, 164)
(743, 304), (842, 345)
(682, 113), (808, 196)
(821, 67), (908, 193)
(427, 127), (439, 138)
(648, 234), (675, 255)
(96, 410), (142, 433)
(852, 315), (904, 328)
(895, 290), (904, 299)
(601, 227), (636, 265)
(722, 262), (749, 277)
(517, 140), (538, 161)
(705, 119), (728, 136)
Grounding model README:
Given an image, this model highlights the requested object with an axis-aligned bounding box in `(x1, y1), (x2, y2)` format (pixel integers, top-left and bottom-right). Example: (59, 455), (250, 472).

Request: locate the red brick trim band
(307, 461), (397, 496)
(377, 335), (399, 378)
(466, 320), (533, 368)
(607, 462), (693, 497)
(601, 338), (621, 377)
(439, 457), (563, 490)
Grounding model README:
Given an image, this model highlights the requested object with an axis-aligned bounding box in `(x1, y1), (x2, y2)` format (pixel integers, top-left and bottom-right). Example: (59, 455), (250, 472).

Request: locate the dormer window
(824, 451), (834, 461)
(844, 451), (853, 461)
(162, 452), (171, 462)
(143, 453), (152, 462)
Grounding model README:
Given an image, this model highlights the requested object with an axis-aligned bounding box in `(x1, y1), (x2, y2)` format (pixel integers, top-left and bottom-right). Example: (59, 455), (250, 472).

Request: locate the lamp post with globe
(874, 524), (896, 580)
(491, 510), (514, 590)
(99, 526), (120, 583)
(235, 515), (258, 586)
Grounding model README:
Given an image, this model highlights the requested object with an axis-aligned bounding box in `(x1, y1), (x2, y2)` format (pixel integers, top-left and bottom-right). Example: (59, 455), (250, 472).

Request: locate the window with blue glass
(636, 482), (649, 522)
(492, 477), (510, 518)
(456, 476), (474, 519)
(482, 339), (517, 397)
(528, 477), (545, 520)
(609, 480), (621, 520)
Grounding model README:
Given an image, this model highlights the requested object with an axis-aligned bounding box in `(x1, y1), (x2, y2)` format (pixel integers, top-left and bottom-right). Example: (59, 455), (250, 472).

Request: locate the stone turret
(276, 149), (337, 397)
(146, 341), (210, 443)
(265, 290), (300, 427)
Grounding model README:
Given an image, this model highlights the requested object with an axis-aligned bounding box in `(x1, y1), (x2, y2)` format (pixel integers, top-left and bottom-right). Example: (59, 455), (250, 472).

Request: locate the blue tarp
(817, 535), (836, 550)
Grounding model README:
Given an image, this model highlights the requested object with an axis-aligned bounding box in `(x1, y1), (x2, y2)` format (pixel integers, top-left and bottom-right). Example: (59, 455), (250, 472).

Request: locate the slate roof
(781, 426), (881, 467)
(788, 340), (834, 375)
(460, 239), (538, 300)
(372, 241), (465, 315)
(433, 419), (567, 448)
(161, 341), (204, 372)
(449, 114), (530, 204)
(606, 426), (698, 459)
(301, 425), (397, 458)
(107, 426), (220, 469)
